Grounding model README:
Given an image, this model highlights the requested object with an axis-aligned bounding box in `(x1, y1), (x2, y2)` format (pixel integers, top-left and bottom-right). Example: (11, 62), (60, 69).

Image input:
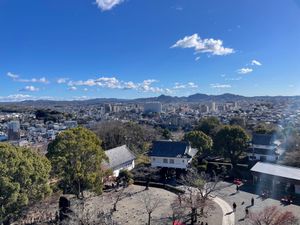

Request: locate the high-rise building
(200, 104), (209, 113)
(234, 102), (239, 109)
(104, 103), (112, 113)
(112, 105), (121, 113)
(144, 102), (162, 114)
(7, 120), (20, 141)
(210, 102), (216, 112)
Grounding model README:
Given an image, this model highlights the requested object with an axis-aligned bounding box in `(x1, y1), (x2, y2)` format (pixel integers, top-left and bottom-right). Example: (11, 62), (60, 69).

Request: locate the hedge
(134, 180), (185, 194)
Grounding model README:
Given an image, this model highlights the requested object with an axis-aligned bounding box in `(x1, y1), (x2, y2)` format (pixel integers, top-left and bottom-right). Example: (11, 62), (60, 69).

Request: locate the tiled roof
(104, 145), (136, 170)
(252, 133), (274, 146)
(251, 162), (300, 181)
(149, 140), (194, 158)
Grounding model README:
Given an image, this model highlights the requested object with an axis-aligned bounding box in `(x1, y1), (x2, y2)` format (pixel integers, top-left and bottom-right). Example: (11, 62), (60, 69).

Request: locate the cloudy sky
(1, 0), (300, 101)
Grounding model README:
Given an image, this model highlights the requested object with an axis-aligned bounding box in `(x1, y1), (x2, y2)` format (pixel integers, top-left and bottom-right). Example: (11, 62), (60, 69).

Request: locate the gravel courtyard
(83, 185), (222, 225)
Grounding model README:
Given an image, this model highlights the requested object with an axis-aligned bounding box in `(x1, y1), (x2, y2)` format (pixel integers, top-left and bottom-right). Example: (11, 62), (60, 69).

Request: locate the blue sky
(1, 0), (300, 101)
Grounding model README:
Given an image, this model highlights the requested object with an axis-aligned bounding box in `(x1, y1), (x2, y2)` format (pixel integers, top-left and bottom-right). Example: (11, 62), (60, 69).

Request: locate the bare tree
(183, 169), (220, 200)
(171, 194), (186, 222)
(249, 206), (298, 225)
(140, 191), (161, 225)
(171, 188), (215, 225)
(180, 169), (220, 224)
(60, 205), (120, 225)
(110, 187), (128, 212)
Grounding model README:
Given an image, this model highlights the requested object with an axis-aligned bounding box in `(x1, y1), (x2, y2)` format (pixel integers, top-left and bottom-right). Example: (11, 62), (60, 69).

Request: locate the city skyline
(1, 0), (300, 101)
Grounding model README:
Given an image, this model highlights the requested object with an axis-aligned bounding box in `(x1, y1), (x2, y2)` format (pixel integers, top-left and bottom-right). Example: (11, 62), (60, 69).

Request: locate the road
(179, 184), (235, 225)
(212, 196), (235, 225)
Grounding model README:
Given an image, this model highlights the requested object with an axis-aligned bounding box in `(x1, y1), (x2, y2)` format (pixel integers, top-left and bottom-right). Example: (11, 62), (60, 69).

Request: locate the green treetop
(0, 143), (51, 223)
(214, 125), (249, 170)
(196, 117), (222, 138)
(46, 127), (108, 197)
(184, 130), (213, 154)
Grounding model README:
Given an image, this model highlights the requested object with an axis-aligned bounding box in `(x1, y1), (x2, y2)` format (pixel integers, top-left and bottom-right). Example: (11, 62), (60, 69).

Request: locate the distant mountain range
(135, 93), (299, 103)
(1, 93), (299, 106)
(136, 93), (247, 103)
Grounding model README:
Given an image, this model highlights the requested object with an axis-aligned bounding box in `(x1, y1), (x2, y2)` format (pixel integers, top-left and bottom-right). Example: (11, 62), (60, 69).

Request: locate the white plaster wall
(252, 144), (275, 150)
(150, 156), (189, 169)
(113, 160), (135, 177)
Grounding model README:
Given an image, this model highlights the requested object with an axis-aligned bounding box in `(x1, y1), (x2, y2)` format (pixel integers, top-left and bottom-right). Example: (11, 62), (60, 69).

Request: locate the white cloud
(210, 83), (232, 88)
(38, 77), (48, 83)
(95, 0), (124, 11)
(68, 77), (122, 88)
(69, 79), (96, 87)
(174, 6), (183, 11)
(7, 72), (49, 83)
(173, 83), (186, 89)
(225, 76), (242, 81)
(251, 59), (262, 66)
(73, 96), (89, 100)
(237, 68), (253, 74)
(68, 77), (159, 92)
(7, 72), (19, 79)
(173, 82), (198, 89)
(123, 81), (137, 90)
(171, 34), (234, 58)
(187, 82), (198, 88)
(0, 94), (98, 102)
(69, 86), (77, 91)
(97, 77), (121, 88)
(57, 78), (69, 84)
(0, 94), (32, 102)
(18, 77), (49, 83)
(138, 80), (163, 93)
(20, 85), (39, 92)
(67, 76), (200, 94)
(164, 88), (174, 94)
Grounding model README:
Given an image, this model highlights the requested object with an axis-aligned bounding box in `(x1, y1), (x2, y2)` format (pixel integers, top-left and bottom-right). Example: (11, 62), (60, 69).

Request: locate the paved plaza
(213, 182), (300, 225)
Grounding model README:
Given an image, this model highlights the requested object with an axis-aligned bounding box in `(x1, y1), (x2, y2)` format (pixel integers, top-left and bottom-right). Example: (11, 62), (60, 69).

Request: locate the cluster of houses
(104, 132), (300, 195)
(103, 140), (197, 177)
(104, 132), (282, 176)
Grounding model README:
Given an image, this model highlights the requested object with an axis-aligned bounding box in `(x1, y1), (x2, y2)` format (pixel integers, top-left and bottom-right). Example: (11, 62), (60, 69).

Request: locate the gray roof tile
(149, 140), (194, 158)
(251, 162), (300, 181)
(104, 145), (136, 169)
(252, 133), (275, 145)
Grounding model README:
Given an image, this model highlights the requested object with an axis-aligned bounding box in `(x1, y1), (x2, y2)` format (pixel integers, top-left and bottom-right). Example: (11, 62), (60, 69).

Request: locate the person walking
(251, 197), (254, 206)
(236, 185), (239, 193)
(233, 202), (237, 212)
(245, 208), (249, 218)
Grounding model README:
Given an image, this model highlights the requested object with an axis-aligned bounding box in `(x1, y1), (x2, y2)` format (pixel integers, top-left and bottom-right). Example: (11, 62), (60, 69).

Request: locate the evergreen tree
(47, 127), (108, 197)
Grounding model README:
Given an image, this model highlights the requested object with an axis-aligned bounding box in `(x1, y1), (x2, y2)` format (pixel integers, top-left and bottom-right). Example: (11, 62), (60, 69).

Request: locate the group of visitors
(281, 195), (293, 205)
(232, 197), (255, 218)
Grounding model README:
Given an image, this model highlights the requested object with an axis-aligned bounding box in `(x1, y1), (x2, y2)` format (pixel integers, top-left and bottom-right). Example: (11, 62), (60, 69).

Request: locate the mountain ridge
(1, 93), (299, 106)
